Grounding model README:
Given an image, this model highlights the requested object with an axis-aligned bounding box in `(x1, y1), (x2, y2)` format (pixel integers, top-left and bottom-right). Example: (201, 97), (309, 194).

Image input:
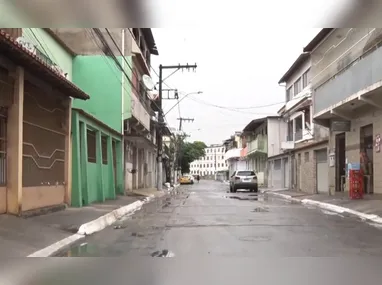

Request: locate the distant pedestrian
(196, 175), (200, 183)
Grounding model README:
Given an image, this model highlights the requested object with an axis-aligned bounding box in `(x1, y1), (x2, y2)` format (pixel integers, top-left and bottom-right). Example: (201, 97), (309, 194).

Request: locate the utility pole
(157, 63), (197, 191)
(177, 117), (194, 132)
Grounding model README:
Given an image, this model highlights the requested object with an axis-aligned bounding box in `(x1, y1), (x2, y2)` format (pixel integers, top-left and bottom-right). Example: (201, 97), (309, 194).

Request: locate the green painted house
(70, 56), (126, 206)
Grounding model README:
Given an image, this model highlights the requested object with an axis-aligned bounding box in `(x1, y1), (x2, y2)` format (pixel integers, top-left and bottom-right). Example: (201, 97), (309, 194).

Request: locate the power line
(187, 96), (279, 115)
(189, 96), (284, 110)
(86, 29), (172, 128)
(93, 28), (165, 121)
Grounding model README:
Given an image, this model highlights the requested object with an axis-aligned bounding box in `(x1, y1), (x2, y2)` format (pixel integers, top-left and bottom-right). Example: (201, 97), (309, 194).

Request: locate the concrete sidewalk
(0, 186), (179, 257)
(264, 189), (382, 225)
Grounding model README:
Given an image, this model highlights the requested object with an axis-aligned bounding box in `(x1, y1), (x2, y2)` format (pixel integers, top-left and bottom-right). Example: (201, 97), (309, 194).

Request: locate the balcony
(131, 94), (150, 131)
(314, 45), (382, 119)
(132, 35), (150, 74)
(281, 128), (313, 151)
(247, 135), (267, 155)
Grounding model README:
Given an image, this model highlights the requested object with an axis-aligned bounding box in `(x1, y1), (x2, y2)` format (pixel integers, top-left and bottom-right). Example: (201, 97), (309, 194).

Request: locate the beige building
(311, 28), (382, 195)
(0, 29), (89, 215)
(276, 49), (330, 194)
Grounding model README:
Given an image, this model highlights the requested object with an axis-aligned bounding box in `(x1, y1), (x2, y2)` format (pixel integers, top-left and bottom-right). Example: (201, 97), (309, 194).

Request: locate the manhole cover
(151, 249), (175, 257)
(239, 236), (270, 242)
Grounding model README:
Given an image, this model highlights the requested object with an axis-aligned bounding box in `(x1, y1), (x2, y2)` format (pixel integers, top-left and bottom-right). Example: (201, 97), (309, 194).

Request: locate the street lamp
(164, 91), (203, 116)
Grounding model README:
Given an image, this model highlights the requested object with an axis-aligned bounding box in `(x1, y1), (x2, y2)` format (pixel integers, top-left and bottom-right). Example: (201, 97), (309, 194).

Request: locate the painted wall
(73, 55), (129, 133)
(267, 118), (288, 158)
(22, 28), (73, 80)
(311, 29), (381, 90)
(71, 110), (124, 207)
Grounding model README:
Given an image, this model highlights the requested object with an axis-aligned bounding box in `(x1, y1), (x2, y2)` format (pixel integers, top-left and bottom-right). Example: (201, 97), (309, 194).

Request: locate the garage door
(272, 159), (282, 188)
(316, 149), (329, 193)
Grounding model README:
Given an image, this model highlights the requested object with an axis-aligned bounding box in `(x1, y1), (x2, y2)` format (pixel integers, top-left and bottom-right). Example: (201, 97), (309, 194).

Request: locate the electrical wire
(28, 29), (58, 65)
(95, 29), (173, 129)
(187, 96), (280, 115)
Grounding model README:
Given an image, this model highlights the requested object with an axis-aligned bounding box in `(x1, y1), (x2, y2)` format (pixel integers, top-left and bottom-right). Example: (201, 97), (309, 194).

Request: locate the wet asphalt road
(58, 180), (382, 257)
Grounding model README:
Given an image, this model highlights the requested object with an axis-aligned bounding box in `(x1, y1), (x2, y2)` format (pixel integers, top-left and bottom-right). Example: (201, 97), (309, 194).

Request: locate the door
(291, 155), (296, 190)
(335, 133), (346, 192)
(112, 140), (117, 194)
(316, 149), (329, 193)
(360, 124), (373, 193)
(283, 158), (289, 188)
(272, 159), (282, 188)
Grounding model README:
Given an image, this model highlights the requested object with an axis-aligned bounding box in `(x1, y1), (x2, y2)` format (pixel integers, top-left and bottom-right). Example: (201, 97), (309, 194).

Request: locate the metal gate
(272, 159), (282, 188)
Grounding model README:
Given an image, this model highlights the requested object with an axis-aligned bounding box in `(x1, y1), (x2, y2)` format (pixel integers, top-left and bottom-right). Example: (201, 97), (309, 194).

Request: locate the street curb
(27, 187), (178, 257)
(27, 233), (85, 257)
(77, 200), (145, 236)
(265, 191), (382, 224)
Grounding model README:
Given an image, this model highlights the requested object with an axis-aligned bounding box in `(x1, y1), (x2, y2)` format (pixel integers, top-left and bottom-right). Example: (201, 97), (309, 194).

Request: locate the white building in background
(190, 144), (228, 179)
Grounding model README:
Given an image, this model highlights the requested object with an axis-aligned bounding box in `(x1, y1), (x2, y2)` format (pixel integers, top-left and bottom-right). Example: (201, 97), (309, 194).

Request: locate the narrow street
(57, 180), (382, 257)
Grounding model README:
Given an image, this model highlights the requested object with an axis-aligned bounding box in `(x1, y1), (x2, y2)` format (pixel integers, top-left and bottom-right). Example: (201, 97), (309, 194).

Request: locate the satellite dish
(141, 74), (155, 91)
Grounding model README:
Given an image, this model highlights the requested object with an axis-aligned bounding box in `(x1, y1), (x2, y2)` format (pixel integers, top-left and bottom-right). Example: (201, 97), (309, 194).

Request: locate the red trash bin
(349, 169), (364, 199)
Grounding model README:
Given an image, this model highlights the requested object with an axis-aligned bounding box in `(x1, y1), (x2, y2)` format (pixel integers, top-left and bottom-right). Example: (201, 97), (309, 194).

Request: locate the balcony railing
(314, 45), (382, 115)
(247, 135), (267, 155)
(131, 94), (150, 131)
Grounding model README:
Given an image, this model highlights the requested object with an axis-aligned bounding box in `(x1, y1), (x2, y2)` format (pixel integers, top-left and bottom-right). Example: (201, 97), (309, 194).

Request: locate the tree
(179, 140), (207, 174)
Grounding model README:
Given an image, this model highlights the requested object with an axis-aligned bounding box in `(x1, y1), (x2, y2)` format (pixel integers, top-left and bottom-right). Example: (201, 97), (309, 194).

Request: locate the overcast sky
(151, 28), (320, 146)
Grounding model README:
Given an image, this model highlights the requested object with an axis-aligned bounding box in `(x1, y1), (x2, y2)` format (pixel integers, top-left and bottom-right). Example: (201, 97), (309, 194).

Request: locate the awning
(0, 30), (90, 100)
(314, 80), (382, 125)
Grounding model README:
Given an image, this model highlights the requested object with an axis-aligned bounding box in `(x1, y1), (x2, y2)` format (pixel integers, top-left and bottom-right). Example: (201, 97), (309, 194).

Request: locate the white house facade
(190, 144), (228, 179)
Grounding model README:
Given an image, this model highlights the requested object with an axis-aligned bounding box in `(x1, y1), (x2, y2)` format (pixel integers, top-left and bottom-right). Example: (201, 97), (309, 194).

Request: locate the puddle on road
(56, 243), (101, 257)
(223, 194), (264, 202)
(251, 207), (269, 212)
(151, 249), (175, 257)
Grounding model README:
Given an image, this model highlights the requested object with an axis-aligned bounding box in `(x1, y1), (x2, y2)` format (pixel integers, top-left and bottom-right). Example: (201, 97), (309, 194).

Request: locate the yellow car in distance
(179, 174), (194, 185)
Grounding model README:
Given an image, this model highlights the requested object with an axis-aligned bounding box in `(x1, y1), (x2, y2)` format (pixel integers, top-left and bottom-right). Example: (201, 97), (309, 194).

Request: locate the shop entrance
(360, 124), (373, 194)
(335, 133), (346, 192)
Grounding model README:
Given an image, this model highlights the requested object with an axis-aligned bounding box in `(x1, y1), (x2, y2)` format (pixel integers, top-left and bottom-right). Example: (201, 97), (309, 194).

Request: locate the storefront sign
(330, 120), (351, 132)
(15, 37), (37, 56)
(375, 134), (381, 153)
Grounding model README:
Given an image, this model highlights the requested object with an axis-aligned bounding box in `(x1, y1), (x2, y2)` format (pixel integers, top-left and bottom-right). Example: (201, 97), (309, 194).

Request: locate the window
(286, 87), (292, 102)
(304, 151), (310, 162)
(132, 28), (139, 40)
(293, 78), (301, 96)
(295, 115), (303, 141)
(237, 171), (256, 176)
(87, 129), (97, 163)
(302, 69), (309, 88)
(101, 136), (108, 165)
